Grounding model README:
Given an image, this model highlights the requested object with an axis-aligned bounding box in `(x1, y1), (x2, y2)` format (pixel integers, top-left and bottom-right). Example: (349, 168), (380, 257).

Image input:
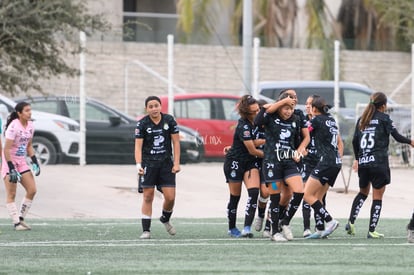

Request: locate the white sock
(6, 202), (20, 224)
(19, 198), (33, 219)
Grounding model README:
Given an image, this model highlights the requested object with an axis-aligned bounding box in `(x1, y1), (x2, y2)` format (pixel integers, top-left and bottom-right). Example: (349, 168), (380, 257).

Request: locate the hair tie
(370, 100), (375, 105)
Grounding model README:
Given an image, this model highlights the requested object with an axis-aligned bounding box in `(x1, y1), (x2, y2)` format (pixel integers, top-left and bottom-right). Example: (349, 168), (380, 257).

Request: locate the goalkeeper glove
(7, 161), (21, 183)
(31, 156), (41, 176)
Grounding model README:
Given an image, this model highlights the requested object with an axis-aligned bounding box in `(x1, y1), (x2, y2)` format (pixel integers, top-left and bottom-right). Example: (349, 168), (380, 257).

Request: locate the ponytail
(5, 111), (18, 132)
(359, 92), (387, 131)
(5, 102), (31, 132)
(311, 96), (332, 115)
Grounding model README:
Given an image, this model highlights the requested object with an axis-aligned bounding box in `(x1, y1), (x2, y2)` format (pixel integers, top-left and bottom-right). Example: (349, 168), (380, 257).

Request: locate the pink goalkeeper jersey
(4, 119), (34, 160)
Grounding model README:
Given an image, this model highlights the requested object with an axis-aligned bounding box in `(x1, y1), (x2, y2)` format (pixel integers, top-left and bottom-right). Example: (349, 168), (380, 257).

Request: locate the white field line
(0, 238), (410, 247)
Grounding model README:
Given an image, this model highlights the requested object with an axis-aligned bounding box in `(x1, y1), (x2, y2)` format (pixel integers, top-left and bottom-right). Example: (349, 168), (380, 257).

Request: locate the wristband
(136, 163), (142, 171)
(31, 155), (39, 165)
(7, 161), (15, 171)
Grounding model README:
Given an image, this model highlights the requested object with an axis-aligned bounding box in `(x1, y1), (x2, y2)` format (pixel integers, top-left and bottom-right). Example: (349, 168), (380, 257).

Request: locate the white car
(0, 94), (80, 165)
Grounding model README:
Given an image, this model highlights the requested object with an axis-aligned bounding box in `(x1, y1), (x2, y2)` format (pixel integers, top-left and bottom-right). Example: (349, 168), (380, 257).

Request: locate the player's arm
(171, 132), (180, 173)
(4, 138), (21, 183)
(27, 138), (40, 176)
(134, 138), (144, 175)
(337, 133), (344, 157)
(243, 139), (264, 158)
(264, 97), (295, 114)
(297, 127), (310, 156)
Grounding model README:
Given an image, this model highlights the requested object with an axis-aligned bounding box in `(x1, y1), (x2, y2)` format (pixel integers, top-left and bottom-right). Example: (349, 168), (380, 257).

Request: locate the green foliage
(0, 0), (110, 96)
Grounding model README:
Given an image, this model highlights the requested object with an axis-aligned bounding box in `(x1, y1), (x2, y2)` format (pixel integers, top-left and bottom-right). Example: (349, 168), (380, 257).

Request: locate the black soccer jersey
(255, 110), (301, 162)
(309, 114), (341, 167)
(135, 113), (179, 163)
(352, 111), (407, 167)
(303, 116), (319, 166)
(226, 118), (257, 161)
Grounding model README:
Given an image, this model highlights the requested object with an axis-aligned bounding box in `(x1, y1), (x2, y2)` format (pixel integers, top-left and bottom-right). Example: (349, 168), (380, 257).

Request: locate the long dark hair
(5, 102), (31, 131)
(238, 95), (257, 120)
(359, 92), (387, 131)
(312, 96), (332, 115)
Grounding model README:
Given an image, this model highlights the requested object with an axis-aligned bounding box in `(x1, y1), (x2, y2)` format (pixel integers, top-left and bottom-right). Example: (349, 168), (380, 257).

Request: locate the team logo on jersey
(268, 169), (273, 178)
(279, 129), (291, 140)
(163, 123), (169, 130)
(243, 131), (251, 138)
(153, 135), (165, 146)
(231, 170), (236, 178)
(292, 122), (296, 128)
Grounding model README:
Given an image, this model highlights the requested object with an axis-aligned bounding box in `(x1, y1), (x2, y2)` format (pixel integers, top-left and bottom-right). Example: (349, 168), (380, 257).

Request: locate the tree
(0, 0), (109, 96)
(337, 0), (414, 51)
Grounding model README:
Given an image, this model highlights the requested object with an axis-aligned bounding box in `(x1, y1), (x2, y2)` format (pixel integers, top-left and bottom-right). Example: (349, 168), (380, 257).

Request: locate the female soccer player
(2, 102), (40, 231)
(224, 95), (263, 238)
(135, 96), (180, 239)
(345, 92), (414, 238)
(303, 96), (342, 239)
(255, 93), (305, 241)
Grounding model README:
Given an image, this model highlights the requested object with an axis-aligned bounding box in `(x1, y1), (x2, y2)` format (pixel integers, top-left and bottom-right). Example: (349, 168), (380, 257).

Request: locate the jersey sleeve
(5, 121), (17, 140)
(238, 121), (254, 142)
(169, 116), (179, 135)
(135, 120), (145, 139)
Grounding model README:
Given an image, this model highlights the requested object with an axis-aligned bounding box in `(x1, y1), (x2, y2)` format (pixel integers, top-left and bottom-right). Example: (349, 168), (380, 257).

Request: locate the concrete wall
(37, 42), (412, 117)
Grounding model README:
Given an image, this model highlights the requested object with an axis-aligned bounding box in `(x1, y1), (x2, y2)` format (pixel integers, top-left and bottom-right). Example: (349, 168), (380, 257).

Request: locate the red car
(160, 93), (240, 159)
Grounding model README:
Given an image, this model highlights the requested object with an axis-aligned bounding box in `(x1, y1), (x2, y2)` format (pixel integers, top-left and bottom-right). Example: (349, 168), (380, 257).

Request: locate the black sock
(142, 218), (151, 232)
(258, 206), (266, 219)
(264, 208), (271, 231)
(349, 192), (367, 224)
(302, 201), (311, 230)
(314, 210), (324, 231)
(410, 211), (414, 229)
(369, 200), (382, 232)
(160, 210), (173, 223)
(227, 194), (241, 229)
(311, 200), (333, 223)
(244, 188), (259, 227)
(269, 194), (281, 235)
(278, 204), (287, 226)
(282, 192), (304, 226)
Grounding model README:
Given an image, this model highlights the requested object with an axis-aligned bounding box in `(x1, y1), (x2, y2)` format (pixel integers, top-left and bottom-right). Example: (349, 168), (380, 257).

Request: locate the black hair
(311, 96), (332, 114)
(359, 92), (387, 130)
(238, 95), (258, 119)
(5, 102), (31, 132)
(278, 88), (296, 97)
(145, 96), (161, 107)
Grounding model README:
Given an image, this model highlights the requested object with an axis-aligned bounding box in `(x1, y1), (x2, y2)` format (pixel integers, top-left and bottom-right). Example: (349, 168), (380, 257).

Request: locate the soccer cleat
(367, 231), (384, 239)
(228, 227), (242, 238)
(271, 232), (288, 242)
(303, 229), (312, 238)
(345, 221), (355, 236)
(254, 217), (264, 232)
(407, 225), (414, 243)
(14, 223), (30, 231)
(139, 231), (151, 239)
(320, 219), (339, 238)
(281, 225), (294, 240)
(19, 220), (31, 230)
(262, 230), (272, 238)
(241, 226), (254, 238)
(305, 230), (322, 239)
(161, 220), (176, 236)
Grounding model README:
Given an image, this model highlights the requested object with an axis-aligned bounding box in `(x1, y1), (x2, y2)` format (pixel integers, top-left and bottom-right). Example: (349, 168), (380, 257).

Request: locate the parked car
(17, 96), (203, 164)
(159, 93), (240, 159)
(258, 80), (412, 160)
(0, 95), (80, 165)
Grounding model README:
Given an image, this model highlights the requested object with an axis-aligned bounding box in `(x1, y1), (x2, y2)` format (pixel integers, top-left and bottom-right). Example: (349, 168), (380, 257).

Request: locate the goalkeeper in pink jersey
(1, 102), (40, 231)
